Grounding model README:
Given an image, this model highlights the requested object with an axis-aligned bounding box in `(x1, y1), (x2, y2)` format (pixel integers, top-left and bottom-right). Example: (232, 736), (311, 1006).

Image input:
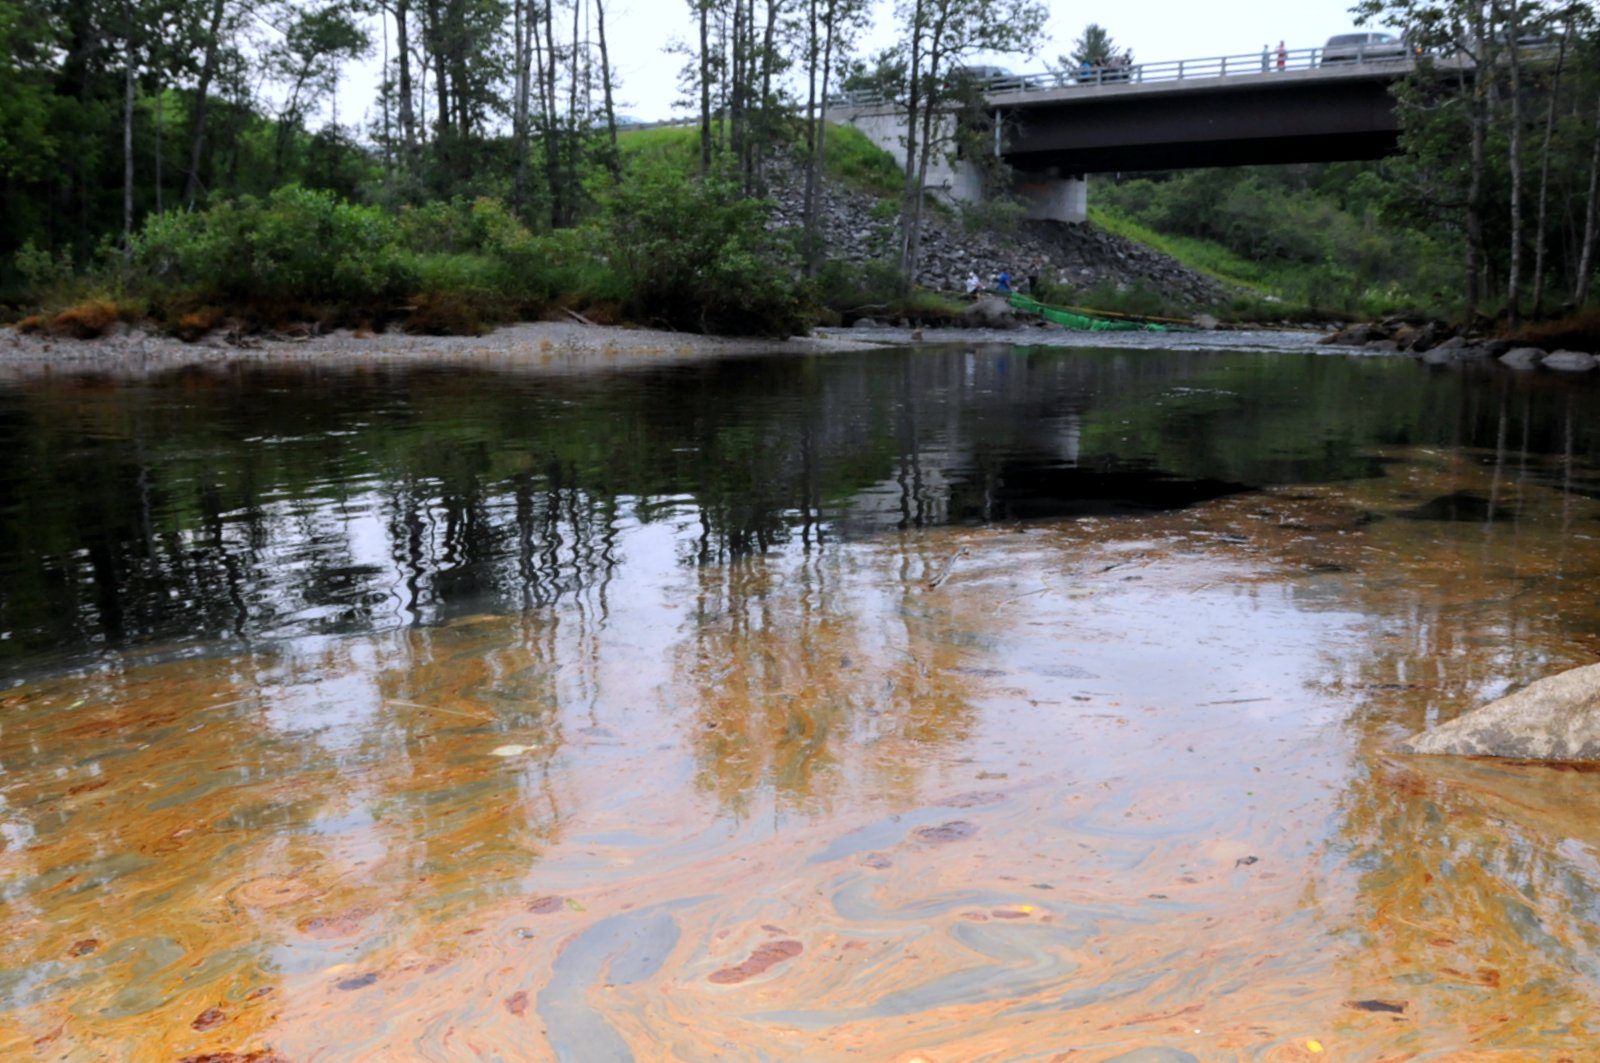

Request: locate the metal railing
(829, 43), (1421, 109)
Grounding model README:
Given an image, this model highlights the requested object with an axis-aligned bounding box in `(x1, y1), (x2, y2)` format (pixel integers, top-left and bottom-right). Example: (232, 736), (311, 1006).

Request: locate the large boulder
(961, 295), (1020, 331)
(1500, 347), (1546, 370)
(1543, 350), (1598, 373)
(1400, 663), (1600, 761)
(1320, 323), (1387, 347)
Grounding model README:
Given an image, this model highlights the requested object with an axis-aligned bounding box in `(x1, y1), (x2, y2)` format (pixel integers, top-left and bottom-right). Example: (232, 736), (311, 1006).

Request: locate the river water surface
(2, 342), (1599, 1061)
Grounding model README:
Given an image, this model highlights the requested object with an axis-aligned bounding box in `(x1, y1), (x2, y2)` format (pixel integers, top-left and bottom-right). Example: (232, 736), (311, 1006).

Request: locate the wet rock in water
(527, 895), (566, 914)
(67, 938), (100, 957)
(1320, 323), (1386, 347)
(860, 853), (893, 869)
(1400, 663), (1600, 761)
(1500, 347), (1546, 370)
(335, 972), (379, 991)
(1364, 339), (1400, 353)
(176, 1052), (289, 1063)
(504, 989), (529, 1016)
(707, 939), (803, 984)
(1345, 998), (1408, 1014)
(190, 1007), (226, 1032)
(851, 317), (880, 329)
(913, 820), (978, 843)
(1543, 350), (1598, 373)
(1397, 492), (1509, 523)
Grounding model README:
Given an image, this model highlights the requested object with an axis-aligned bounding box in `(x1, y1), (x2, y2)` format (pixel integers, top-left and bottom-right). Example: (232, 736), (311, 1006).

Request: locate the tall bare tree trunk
(898, 0), (925, 277)
(906, 4), (952, 284)
(754, 0), (779, 192)
(1530, 20), (1569, 316)
(563, 0), (581, 224)
(801, 0), (821, 270)
(184, 0), (228, 205)
(512, 0), (531, 212)
(396, 0), (418, 162)
(154, 86), (164, 214)
(596, 0), (619, 179)
(1462, 9), (1493, 325)
(1577, 92), (1600, 308)
(699, 0), (712, 171)
(542, 0), (561, 226)
(123, 3), (136, 265)
(1505, 7), (1525, 329)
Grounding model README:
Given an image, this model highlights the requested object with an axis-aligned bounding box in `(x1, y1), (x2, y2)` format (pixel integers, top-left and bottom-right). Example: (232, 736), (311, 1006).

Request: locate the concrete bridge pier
(840, 107), (1089, 225)
(1012, 169), (1088, 224)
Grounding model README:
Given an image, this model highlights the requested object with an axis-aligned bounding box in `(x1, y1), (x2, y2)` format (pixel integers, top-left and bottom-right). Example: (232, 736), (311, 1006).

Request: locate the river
(2, 340), (1598, 1060)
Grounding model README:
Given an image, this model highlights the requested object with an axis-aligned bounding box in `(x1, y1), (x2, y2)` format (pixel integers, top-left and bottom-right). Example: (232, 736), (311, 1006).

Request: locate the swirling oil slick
(2, 354), (1600, 1061)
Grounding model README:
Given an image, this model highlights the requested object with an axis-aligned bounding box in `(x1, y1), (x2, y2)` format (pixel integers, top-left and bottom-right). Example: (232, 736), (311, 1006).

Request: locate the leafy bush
(599, 169), (804, 337)
(130, 185), (415, 309)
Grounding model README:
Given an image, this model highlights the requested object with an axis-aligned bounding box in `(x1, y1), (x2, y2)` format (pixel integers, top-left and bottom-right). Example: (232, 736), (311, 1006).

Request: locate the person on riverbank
(966, 271), (982, 297)
(996, 270), (1012, 294)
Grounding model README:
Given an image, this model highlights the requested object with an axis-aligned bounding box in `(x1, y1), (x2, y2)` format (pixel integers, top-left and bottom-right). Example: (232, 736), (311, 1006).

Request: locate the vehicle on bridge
(1321, 31), (1411, 65)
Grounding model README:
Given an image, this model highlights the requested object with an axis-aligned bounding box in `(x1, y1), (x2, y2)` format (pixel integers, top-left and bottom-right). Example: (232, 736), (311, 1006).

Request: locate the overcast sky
(335, 0), (1372, 129)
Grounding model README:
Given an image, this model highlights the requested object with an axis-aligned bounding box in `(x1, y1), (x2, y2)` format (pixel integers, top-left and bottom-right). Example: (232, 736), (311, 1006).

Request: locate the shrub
(600, 169), (805, 337)
(130, 185), (415, 312)
(1509, 309), (1600, 354)
(174, 306), (226, 342)
(50, 299), (122, 339)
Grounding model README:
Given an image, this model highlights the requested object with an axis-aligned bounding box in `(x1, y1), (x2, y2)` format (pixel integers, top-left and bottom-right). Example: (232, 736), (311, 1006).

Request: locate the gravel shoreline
(0, 318), (1358, 382)
(0, 320), (884, 379)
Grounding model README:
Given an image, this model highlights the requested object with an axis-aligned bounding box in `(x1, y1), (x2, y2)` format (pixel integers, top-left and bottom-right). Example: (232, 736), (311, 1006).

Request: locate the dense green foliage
(1096, 165), (1462, 318)
(1354, 0), (1600, 323)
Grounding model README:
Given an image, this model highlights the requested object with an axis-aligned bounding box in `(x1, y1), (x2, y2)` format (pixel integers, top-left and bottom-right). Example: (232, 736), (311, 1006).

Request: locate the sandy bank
(0, 319), (884, 379)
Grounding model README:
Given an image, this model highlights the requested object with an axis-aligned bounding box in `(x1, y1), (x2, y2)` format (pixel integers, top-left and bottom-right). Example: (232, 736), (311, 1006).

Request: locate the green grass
(821, 123), (902, 198)
(1089, 206), (1273, 293)
(617, 121), (902, 198)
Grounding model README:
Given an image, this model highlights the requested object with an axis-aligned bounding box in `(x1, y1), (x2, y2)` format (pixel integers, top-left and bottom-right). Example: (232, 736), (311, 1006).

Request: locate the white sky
(336, 0), (1371, 128)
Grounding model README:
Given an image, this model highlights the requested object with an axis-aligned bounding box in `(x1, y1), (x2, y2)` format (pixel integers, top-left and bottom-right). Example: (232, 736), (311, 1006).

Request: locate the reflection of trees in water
(0, 614), (582, 1042)
(1322, 756), (1600, 1047)
(4, 354), (1599, 677)
(676, 537), (980, 817)
(1263, 393), (1600, 1048)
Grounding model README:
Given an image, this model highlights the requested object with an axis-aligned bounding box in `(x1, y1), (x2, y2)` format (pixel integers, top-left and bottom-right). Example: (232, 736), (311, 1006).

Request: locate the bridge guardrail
(828, 43), (1435, 109)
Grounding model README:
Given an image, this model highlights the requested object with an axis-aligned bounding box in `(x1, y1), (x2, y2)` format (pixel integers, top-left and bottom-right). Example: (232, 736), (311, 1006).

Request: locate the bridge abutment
(840, 107), (1088, 225)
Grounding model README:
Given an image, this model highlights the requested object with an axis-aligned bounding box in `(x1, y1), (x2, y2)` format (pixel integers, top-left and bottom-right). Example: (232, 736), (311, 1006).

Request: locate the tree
(890, 0), (1047, 279)
(1064, 22), (1116, 70)
(268, 4), (370, 182)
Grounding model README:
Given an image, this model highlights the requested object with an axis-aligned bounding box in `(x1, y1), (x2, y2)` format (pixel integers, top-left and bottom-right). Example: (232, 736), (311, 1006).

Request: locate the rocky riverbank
(766, 168), (1233, 308)
(1320, 316), (1599, 373)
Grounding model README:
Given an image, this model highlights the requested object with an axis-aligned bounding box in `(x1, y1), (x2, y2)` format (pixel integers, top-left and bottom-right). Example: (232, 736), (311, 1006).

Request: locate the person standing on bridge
(1276, 40), (1288, 71)
(1262, 45), (1270, 72)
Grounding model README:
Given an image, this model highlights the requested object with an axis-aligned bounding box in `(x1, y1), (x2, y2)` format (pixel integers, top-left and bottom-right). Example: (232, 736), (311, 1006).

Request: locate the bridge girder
(997, 71), (1403, 174)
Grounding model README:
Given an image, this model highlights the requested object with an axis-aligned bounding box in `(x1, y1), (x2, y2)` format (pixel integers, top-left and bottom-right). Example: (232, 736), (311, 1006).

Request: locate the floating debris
(708, 940), (803, 985)
(190, 1007), (226, 1032)
(1345, 999), (1408, 1014)
(913, 821), (978, 844)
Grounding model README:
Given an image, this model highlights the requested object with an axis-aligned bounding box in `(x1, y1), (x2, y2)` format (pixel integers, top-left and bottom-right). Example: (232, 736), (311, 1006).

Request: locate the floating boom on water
(1007, 293), (1172, 332)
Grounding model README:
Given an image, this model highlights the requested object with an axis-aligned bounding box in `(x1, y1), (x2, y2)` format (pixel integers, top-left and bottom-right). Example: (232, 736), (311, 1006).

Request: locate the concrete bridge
(834, 45), (1418, 224)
